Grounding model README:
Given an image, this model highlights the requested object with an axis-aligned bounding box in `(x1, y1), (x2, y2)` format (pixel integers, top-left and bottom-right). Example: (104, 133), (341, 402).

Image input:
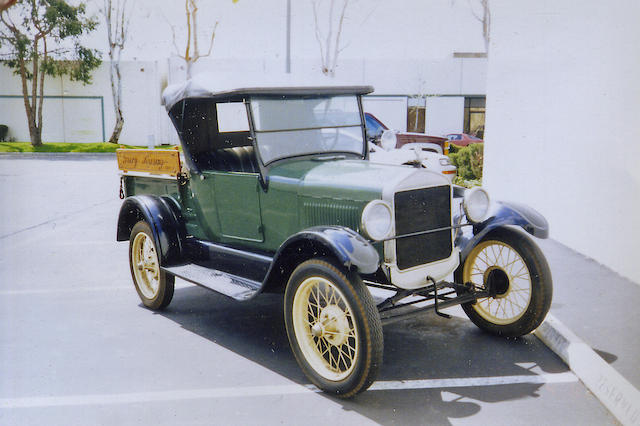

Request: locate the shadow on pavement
(156, 284), (570, 425)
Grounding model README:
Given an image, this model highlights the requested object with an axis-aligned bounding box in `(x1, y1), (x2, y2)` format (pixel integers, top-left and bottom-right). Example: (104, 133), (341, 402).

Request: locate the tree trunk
(108, 112), (124, 144)
(17, 54), (43, 147)
(107, 59), (124, 143)
(28, 124), (43, 146)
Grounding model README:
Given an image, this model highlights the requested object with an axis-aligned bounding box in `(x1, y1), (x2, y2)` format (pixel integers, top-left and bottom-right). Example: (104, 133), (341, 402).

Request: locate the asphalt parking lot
(0, 155), (619, 425)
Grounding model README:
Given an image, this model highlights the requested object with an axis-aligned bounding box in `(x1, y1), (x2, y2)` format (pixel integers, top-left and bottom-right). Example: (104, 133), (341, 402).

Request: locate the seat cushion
(212, 146), (259, 173)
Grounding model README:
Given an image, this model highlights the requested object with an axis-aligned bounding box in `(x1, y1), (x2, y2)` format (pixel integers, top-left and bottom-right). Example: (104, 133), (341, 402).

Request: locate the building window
(464, 97), (486, 138)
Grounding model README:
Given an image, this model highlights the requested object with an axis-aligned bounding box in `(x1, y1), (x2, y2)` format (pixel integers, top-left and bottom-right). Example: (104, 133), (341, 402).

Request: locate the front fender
(456, 201), (549, 261)
(275, 226), (380, 275)
(116, 195), (185, 266)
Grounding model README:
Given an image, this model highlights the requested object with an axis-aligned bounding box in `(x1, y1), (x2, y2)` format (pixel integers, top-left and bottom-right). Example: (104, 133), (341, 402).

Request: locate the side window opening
(178, 99), (258, 174)
(212, 102), (259, 173)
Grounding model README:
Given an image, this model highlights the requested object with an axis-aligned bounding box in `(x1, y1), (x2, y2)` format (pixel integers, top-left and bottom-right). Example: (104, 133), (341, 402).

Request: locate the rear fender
(116, 195), (185, 265)
(456, 201), (549, 261)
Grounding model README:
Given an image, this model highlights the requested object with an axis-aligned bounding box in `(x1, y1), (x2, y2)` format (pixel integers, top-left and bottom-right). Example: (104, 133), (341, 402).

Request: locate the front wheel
(129, 221), (174, 310)
(284, 259), (383, 398)
(456, 227), (552, 337)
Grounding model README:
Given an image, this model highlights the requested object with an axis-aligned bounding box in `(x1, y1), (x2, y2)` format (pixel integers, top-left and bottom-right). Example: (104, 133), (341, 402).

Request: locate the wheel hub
(317, 305), (349, 346)
(311, 323), (323, 337)
(485, 267), (510, 298)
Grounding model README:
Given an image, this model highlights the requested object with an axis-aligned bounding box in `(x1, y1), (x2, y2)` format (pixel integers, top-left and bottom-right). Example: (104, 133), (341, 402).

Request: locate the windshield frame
(246, 94), (369, 168)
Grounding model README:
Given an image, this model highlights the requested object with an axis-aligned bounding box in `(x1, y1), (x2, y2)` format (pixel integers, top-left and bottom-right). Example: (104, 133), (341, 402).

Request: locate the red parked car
(365, 112), (449, 154)
(446, 133), (483, 147)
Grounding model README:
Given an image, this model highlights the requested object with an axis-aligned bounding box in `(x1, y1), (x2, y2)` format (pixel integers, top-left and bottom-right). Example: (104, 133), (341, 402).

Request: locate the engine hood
(268, 158), (449, 201)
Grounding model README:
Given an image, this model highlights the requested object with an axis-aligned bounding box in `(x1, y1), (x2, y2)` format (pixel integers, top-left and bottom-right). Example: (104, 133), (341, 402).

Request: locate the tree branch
(201, 20), (218, 58)
(331, 0), (348, 74)
(184, 0), (192, 61)
(325, 0), (334, 71)
(311, 0), (327, 72)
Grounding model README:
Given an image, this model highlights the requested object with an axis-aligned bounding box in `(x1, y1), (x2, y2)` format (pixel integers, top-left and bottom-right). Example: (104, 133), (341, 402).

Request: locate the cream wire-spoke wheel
(292, 276), (358, 381)
(132, 231), (161, 299)
(284, 259), (383, 398)
(457, 228), (553, 337)
(465, 241), (532, 324)
(128, 221), (175, 310)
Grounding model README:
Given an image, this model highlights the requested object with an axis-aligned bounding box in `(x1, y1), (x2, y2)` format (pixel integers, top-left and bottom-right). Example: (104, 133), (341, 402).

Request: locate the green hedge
(448, 143), (483, 182)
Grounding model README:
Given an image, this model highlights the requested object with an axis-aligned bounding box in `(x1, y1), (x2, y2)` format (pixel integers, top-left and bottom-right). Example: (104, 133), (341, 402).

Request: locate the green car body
(116, 78), (553, 397)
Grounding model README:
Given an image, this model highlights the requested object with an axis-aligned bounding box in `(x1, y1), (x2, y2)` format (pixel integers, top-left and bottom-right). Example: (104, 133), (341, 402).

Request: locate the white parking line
(0, 282), (195, 296)
(0, 372), (577, 409)
(0, 286), (131, 296)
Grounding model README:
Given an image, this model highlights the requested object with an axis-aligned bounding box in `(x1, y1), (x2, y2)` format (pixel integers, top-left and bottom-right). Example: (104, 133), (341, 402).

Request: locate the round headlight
(463, 187), (490, 223)
(361, 200), (393, 241)
(380, 130), (397, 151)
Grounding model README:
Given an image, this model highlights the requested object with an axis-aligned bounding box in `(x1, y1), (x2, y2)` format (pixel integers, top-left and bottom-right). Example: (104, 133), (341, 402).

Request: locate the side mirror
(380, 130), (398, 151)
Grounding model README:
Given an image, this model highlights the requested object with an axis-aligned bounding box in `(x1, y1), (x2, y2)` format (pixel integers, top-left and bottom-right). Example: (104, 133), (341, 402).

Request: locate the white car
(400, 142), (444, 155)
(368, 141), (457, 182)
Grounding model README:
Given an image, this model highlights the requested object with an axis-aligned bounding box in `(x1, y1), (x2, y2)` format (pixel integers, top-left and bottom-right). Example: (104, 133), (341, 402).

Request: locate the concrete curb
(535, 314), (640, 426)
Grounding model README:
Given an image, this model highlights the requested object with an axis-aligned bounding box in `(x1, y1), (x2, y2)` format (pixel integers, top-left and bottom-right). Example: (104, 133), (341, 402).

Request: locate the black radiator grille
(394, 186), (452, 270)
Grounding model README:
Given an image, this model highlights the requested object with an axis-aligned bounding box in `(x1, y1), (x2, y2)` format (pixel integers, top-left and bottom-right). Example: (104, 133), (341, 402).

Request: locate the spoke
(500, 299), (508, 318)
(497, 244), (505, 267)
(510, 264), (527, 280)
(335, 348), (345, 370)
(314, 285), (326, 309)
(317, 338), (329, 357)
(327, 346), (338, 369)
(345, 340), (356, 355)
(513, 289), (530, 306)
(328, 287), (337, 305)
(306, 307), (316, 326)
(476, 251), (492, 269)
(338, 345), (352, 367)
(504, 251), (520, 271)
(508, 297), (525, 313)
(318, 284), (330, 306)
(488, 245), (499, 265)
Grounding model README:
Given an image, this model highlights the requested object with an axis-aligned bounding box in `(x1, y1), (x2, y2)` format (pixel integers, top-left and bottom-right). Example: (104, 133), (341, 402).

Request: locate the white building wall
(362, 97), (408, 132)
(0, 0), (488, 144)
(484, 0), (640, 284)
(0, 61), (175, 145)
(425, 96), (465, 136)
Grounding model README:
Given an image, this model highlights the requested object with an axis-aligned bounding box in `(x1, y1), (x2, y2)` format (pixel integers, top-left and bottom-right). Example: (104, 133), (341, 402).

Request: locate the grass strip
(0, 142), (178, 153)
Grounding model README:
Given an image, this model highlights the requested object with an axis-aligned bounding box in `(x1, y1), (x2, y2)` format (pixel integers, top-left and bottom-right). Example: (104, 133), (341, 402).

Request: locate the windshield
(250, 95), (364, 165)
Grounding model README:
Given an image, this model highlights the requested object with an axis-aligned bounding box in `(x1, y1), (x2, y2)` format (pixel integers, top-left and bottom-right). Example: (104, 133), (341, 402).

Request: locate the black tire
(284, 259), (383, 398)
(128, 221), (174, 310)
(455, 227), (552, 337)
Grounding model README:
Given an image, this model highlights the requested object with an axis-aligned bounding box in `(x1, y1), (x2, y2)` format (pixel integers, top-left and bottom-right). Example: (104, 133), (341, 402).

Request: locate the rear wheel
(129, 221), (174, 310)
(284, 259), (383, 398)
(456, 228), (552, 337)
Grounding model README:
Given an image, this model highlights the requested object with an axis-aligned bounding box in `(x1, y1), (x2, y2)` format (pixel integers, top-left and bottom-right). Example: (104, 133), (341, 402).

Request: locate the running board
(162, 263), (262, 301)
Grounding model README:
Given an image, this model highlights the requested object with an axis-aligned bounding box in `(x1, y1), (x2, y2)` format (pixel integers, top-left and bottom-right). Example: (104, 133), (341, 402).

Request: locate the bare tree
(102, 0), (130, 144)
(171, 0), (216, 79)
(311, 0), (350, 77)
(469, 0), (490, 52)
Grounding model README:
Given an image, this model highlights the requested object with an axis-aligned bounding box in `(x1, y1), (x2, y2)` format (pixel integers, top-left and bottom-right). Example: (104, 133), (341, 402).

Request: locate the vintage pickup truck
(116, 76), (552, 398)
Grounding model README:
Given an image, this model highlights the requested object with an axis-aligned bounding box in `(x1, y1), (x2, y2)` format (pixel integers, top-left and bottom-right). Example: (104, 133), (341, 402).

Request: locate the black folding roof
(162, 75), (374, 111)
